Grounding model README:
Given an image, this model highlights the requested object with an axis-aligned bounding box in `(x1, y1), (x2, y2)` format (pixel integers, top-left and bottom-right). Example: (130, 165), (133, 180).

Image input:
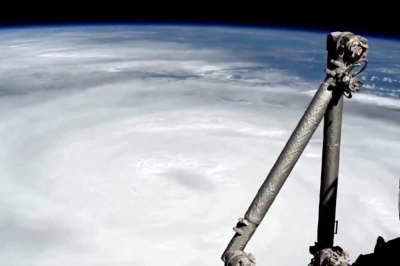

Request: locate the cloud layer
(0, 26), (399, 266)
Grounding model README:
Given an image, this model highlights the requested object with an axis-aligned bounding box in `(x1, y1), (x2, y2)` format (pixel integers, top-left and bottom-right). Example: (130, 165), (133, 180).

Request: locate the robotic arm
(220, 32), (372, 266)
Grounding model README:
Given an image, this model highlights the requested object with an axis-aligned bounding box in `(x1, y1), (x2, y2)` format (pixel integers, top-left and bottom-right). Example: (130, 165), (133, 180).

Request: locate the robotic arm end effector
(223, 250), (256, 266)
(309, 244), (351, 266)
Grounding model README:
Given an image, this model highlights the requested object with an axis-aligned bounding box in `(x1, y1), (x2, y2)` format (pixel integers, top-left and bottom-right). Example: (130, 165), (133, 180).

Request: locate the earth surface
(0, 25), (399, 266)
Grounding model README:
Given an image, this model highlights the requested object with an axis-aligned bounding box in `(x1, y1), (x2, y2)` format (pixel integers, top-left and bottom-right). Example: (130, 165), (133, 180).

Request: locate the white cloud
(0, 27), (399, 266)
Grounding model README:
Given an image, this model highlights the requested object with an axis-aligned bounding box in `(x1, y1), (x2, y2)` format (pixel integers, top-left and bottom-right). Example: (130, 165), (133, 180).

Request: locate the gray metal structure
(317, 89), (343, 250)
(221, 32), (369, 266)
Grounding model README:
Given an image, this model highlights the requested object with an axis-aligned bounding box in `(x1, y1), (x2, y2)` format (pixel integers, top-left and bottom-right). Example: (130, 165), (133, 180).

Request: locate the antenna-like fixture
(220, 32), (369, 266)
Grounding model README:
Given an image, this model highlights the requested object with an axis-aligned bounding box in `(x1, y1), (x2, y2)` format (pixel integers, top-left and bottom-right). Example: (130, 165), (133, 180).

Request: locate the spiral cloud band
(0, 26), (399, 266)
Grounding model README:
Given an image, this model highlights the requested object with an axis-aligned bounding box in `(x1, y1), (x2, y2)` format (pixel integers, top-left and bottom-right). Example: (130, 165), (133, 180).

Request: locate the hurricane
(0, 25), (399, 266)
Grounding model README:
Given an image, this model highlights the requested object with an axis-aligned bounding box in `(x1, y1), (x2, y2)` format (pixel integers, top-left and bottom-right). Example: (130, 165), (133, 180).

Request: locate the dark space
(0, 1), (399, 39)
(1, 2), (400, 266)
